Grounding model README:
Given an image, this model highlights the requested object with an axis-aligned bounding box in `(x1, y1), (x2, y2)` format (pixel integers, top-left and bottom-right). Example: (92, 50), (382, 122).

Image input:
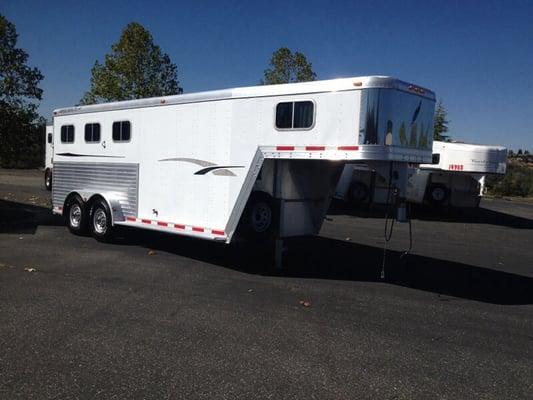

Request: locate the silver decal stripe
(52, 162), (139, 217)
(159, 157), (243, 176)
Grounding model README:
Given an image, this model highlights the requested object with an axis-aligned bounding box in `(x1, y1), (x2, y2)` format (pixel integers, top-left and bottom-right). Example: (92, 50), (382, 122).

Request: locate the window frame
(112, 120), (132, 143)
(84, 122), (101, 143)
(274, 100), (316, 131)
(60, 125), (75, 143)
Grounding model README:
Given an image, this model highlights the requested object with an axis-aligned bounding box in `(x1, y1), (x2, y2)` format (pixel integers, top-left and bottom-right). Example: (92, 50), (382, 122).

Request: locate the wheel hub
(69, 204), (82, 228)
(432, 187), (445, 201)
(251, 202), (272, 233)
(93, 209), (107, 234)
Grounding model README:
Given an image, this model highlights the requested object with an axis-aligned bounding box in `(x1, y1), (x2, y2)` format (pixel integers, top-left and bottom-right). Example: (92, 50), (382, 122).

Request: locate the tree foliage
(262, 47), (316, 85)
(80, 22), (182, 104)
(433, 99), (450, 141)
(486, 162), (533, 197)
(0, 14), (45, 168)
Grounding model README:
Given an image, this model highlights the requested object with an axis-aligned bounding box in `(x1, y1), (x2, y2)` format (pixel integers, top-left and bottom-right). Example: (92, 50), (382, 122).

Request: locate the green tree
(80, 22), (182, 104)
(0, 14), (45, 168)
(433, 99), (450, 141)
(261, 47), (316, 85)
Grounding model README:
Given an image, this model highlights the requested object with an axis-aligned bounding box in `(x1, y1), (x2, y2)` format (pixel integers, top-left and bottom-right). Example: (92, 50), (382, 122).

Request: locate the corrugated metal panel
(52, 162), (139, 217)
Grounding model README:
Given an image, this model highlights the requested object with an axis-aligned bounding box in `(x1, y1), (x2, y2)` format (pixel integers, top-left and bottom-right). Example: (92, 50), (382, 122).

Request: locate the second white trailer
(51, 76), (435, 244)
(407, 141), (507, 207)
(336, 140), (507, 208)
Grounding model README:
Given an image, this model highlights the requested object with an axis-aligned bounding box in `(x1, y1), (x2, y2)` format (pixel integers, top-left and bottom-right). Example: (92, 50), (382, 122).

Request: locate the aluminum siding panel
(52, 162), (139, 217)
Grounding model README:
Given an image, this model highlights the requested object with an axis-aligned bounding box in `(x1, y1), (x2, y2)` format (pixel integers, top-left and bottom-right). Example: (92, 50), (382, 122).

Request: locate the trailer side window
(112, 121), (131, 142)
(276, 101), (314, 129)
(84, 123), (101, 143)
(60, 125), (75, 143)
(47, 133), (52, 143)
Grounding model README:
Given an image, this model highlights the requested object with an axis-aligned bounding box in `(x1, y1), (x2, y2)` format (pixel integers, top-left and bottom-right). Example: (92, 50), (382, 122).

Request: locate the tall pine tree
(433, 99), (450, 141)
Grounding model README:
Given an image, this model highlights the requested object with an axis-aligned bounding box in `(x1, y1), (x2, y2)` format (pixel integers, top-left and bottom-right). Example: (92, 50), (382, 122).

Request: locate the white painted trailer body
(51, 76), (435, 243)
(407, 141), (507, 207)
(44, 124), (54, 190)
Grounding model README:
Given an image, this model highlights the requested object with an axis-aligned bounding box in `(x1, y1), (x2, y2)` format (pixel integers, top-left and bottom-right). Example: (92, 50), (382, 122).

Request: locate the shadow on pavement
(115, 228), (533, 306)
(2, 199), (531, 305)
(328, 200), (533, 229)
(0, 200), (62, 234)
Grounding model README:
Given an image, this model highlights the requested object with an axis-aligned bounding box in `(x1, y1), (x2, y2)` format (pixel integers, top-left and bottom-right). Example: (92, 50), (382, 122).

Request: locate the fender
(73, 191), (126, 226)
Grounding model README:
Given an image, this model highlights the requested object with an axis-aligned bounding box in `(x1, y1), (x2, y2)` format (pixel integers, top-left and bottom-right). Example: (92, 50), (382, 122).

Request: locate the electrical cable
(381, 162), (394, 279)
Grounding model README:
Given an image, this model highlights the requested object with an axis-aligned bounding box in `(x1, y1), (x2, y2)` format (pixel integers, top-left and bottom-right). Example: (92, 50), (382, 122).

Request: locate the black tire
(89, 198), (114, 242)
(427, 183), (448, 206)
(44, 169), (52, 191)
(65, 195), (88, 235)
(348, 182), (369, 203)
(239, 192), (278, 241)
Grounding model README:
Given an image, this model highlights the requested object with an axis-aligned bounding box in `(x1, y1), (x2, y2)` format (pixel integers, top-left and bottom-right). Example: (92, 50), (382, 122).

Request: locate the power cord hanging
(381, 162), (395, 280)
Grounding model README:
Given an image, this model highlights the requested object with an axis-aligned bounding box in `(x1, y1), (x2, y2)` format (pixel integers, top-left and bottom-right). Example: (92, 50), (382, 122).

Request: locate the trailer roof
(434, 141), (507, 152)
(53, 76), (435, 117)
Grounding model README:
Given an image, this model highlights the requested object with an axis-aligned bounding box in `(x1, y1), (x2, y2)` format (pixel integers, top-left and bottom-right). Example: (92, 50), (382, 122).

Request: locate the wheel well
(87, 194), (113, 224)
(63, 192), (82, 211)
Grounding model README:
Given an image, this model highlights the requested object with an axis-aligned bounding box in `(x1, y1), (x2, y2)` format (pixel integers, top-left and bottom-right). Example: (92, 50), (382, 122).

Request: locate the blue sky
(3, 0), (532, 150)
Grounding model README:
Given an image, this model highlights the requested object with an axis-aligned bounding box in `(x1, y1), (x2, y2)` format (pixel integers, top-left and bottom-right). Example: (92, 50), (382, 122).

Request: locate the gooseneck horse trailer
(51, 77), (435, 246)
(407, 141), (507, 207)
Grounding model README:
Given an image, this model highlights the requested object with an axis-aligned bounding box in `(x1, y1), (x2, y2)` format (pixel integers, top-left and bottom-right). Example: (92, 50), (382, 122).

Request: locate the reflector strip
(305, 146), (325, 151)
(276, 146), (295, 151)
(123, 217), (224, 238)
(337, 146), (359, 151)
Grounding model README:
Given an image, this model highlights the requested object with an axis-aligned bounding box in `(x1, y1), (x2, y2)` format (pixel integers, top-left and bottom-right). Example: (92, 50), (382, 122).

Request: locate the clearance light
(408, 85), (426, 95)
(353, 81), (363, 87)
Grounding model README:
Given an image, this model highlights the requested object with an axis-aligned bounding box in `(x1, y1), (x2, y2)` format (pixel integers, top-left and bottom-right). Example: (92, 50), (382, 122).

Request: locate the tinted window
(84, 123), (101, 142)
(432, 153), (440, 164)
(293, 101), (314, 128)
(276, 102), (292, 129)
(112, 121), (131, 142)
(47, 133), (52, 143)
(60, 125), (75, 143)
(276, 101), (314, 129)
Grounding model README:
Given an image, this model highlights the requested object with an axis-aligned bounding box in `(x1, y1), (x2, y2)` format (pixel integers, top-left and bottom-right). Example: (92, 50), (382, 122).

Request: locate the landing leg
(274, 237), (285, 271)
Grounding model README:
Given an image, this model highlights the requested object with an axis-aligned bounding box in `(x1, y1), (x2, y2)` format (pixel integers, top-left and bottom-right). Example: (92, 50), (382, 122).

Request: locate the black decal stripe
(194, 166), (244, 175)
(56, 152), (125, 158)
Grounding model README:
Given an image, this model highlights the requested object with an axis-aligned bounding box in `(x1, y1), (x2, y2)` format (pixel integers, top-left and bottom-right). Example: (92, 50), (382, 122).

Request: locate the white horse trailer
(51, 77), (435, 245)
(44, 124), (53, 190)
(407, 141), (507, 207)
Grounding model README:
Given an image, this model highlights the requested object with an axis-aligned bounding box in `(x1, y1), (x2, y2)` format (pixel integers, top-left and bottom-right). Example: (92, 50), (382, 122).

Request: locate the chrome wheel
(69, 204), (82, 228)
(251, 202), (272, 233)
(93, 208), (107, 235)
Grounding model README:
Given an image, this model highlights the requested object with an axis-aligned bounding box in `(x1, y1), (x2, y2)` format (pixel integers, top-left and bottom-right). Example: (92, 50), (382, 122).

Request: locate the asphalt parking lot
(1, 169), (532, 399)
